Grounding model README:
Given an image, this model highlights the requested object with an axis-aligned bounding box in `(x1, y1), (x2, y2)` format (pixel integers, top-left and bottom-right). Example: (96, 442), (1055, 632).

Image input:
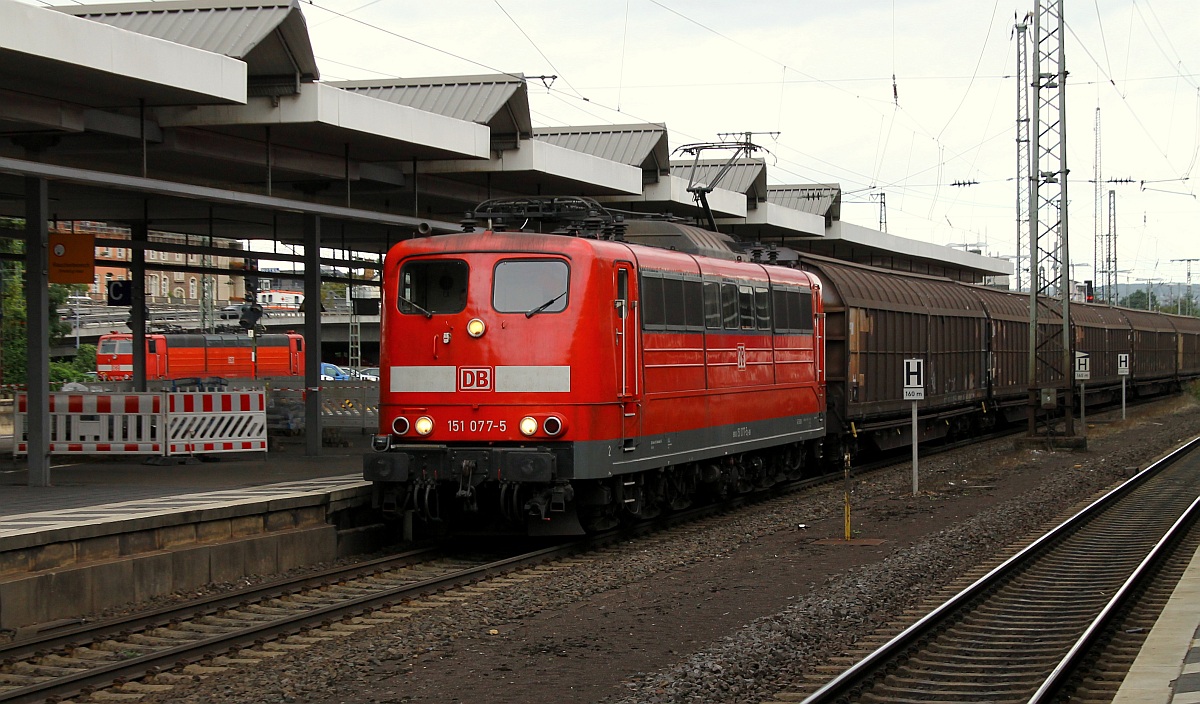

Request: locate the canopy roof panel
(0, 0), (246, 108)
(534, 123), (669, 180)
(58, 0), (319, 85)
(670, 158), (766, 200)
(332, 74), (530, 139)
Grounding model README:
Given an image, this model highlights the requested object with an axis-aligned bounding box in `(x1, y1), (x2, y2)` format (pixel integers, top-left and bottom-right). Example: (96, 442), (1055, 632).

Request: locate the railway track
(0, 473), (791, 704)
(0, 416), (1143, 703)
(0, 543), (590, 703)
(794, 435), (1200, 704)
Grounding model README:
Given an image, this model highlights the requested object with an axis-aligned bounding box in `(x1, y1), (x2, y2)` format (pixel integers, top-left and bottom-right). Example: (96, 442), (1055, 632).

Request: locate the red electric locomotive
(364, 198), (826, 534)
(97, 332), (305, 381)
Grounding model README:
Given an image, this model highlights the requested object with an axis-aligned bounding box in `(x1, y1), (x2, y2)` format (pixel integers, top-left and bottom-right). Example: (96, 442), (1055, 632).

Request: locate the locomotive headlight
(392, 416), (410, 435)
(466, 318), (486, 338)
(519, 416), (538, 436)
(414, 416), (434, 436)
(542, 416), (564, 436)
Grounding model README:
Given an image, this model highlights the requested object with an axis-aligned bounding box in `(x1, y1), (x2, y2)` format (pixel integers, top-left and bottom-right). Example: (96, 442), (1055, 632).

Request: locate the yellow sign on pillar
(48, 232), (95, 284)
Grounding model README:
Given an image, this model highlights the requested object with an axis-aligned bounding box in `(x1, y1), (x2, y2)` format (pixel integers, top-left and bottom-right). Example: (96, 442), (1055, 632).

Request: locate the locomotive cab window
(494, 259), (569, 315)
(99, 339), (131, 354)
(399, 259), (468, 315)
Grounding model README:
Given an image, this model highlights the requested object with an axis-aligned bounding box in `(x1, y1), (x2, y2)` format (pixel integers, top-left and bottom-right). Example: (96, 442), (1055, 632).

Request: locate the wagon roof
(799, 252), (985, 316)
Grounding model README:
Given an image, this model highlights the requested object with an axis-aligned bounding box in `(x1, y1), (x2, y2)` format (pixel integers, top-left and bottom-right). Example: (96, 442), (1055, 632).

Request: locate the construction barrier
(14, 391), (267, 458)
(166, 392), (268, 455)
(15, 392), (164, 455)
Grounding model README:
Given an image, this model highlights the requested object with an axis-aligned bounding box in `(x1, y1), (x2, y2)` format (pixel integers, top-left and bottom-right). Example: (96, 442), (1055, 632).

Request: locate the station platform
(1113, 544), (1200, 704)
(0, 434), (377, 633)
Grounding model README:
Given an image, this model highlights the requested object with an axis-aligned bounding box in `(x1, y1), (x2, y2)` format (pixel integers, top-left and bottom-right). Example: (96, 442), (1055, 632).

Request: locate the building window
(189, 277), (197, 298)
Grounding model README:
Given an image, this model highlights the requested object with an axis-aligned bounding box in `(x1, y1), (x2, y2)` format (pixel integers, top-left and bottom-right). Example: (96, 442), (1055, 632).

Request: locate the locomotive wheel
(581, 505), (619, 532)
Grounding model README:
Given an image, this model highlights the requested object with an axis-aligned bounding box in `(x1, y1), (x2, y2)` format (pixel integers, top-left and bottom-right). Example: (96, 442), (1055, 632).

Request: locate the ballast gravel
(135, 396), (1200, 704)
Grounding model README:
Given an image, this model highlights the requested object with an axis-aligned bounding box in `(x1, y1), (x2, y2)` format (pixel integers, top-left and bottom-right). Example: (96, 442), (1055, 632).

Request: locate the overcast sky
(296, 0), (1200, 293)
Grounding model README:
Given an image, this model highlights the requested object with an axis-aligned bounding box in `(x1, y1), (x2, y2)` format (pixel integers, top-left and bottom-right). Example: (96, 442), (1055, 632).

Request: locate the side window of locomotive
(616, 268), (628, 320)
(721, 283), (739, 329)
(738, 286), (755, 330)
(683, 279), (704, 329)
(147, 339), (158, 354)
(641, 274), (665, 328)
(772, 288), (815, 334)
(663, 277), (686, 328)
(399, 259), (468, 315)
(641, 274), (704, 331)
(494, 259), (569, 314)
(755, 287), (770, 330)
(772, 288), (790, 332)
(798, 290), (814, 332)
(703, 282), (722, 329)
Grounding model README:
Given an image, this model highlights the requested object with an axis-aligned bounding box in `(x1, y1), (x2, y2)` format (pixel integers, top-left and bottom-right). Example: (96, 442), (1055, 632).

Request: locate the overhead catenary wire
(292, 0), (1196, 277)
(492, 1), (587, 102)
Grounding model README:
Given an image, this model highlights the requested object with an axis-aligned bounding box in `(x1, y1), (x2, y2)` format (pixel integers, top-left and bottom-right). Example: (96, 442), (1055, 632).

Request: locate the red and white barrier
(165, 392), (267, 455)
(14, 391), (267, 458)
(15, 392), (164, 456)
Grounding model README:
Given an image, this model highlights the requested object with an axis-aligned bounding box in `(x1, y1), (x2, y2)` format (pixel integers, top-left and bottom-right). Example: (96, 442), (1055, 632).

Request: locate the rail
(799, 434), (1200, 704)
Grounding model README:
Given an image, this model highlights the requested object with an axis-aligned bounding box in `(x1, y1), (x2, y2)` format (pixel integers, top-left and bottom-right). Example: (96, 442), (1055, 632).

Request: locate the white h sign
(1117, 353), (1130, 376)
(1074, 351), (1091, 381)
(903, 358), (925, 400)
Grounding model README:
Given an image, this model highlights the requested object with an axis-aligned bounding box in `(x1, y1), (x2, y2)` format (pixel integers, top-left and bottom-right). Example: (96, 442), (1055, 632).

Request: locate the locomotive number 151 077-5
(446, 419), (508, 433)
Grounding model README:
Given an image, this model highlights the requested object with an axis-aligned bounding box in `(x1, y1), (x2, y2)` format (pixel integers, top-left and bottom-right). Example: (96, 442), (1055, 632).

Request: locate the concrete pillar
(130, 221), (147, 390)
(24, 177), (50, 487)
(304, 214), (321, 456)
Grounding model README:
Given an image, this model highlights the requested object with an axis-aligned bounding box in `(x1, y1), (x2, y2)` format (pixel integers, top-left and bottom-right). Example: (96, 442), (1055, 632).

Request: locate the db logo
(458, 367), (493, 391)
(737, 344), (747, 370)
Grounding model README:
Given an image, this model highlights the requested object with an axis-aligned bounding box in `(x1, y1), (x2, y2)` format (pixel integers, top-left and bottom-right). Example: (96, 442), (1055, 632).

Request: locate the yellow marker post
(843, 450), (852, 541)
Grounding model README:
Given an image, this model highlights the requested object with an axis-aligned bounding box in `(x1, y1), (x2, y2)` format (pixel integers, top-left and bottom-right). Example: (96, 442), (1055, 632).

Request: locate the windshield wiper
(525, 290), (567, 318)
(399, 295), (433, 318)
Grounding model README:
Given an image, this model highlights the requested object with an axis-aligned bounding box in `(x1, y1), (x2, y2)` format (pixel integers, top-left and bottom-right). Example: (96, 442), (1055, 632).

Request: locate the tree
(0, 226), (75, 385)
(49, 343), (96, 384)
(1119, 289), (1157, 311)
(321, 281), (348, 304)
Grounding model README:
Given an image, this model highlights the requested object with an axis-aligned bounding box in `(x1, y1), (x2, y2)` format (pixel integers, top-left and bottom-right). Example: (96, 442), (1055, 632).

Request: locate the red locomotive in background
(364, 197), (1200, 535)
(96, 332), (305, 381)
(364, 198), (826, 534)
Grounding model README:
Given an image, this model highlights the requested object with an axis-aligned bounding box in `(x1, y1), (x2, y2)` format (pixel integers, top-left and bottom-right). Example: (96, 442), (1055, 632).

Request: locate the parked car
(320, 362), (351, 381)
(353, 367), (380, 381)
